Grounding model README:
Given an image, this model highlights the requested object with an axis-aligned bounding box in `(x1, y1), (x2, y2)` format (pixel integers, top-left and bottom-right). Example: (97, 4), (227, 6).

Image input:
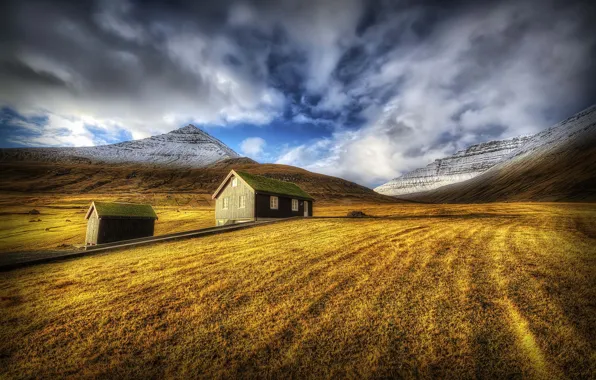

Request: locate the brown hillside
(0, 158), (401, 204)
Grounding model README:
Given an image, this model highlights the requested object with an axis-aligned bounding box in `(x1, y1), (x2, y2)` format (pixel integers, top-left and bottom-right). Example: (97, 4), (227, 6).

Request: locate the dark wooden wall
(255, 194), (313, 218)
(93, 218), (155, 244)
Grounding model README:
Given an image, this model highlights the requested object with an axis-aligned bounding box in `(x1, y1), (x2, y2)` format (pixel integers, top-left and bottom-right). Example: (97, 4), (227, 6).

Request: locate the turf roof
(235, 171), (313, 200)
(91, 202), (158, 219)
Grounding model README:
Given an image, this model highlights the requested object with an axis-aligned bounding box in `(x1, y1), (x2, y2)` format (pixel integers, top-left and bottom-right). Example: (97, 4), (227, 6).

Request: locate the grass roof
(236, 171), (313, 200)
(93, 202), (158, 219)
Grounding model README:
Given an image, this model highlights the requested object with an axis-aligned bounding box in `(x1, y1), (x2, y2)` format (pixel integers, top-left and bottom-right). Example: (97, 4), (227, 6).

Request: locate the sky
(0, 0), (595, 187)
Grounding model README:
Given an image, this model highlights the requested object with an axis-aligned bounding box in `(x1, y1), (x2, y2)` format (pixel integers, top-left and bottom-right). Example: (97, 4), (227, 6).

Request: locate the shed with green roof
(85, 201), (158, 245)
(212, 170), (314, 226)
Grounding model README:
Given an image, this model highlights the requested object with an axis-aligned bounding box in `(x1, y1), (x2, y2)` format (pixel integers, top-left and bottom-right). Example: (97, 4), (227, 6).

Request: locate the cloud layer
(278, 0), (596, 184)
(1, 0), (595, 185)
(240, 137), (266, 158)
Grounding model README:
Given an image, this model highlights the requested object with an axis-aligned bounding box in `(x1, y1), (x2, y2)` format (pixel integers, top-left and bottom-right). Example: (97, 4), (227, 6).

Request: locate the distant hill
(0, 158), (401, 204)
(403, 105), (596, 203)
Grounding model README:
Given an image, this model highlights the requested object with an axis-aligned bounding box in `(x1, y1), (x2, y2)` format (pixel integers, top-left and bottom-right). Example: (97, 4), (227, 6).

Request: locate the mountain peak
(172, 124), (205, 134)
(0, 123), (241, 168)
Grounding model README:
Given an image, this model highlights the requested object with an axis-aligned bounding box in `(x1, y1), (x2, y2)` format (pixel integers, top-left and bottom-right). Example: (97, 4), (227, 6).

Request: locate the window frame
(270, 196), (278, 210)
(223, 197), (229, 210)
(292, 199), (299, 211)
(231, 177), (238, 187)
(239, 195), (246, 209)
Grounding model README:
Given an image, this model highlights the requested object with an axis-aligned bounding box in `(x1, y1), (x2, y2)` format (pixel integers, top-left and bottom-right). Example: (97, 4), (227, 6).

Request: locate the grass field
(0, 193), (217, 253)
(0, 193), (403, 254)
(1, 202), (595, 378)
(0, 192), (552, 254)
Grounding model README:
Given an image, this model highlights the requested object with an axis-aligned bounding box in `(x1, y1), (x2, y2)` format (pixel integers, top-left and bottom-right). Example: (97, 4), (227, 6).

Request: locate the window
(231, 177), (238, 187)
(223, 197), (229, 209)
(292, 199), (299, 211)
(239, 195), (246, 208)
(270, 196), (278, 209)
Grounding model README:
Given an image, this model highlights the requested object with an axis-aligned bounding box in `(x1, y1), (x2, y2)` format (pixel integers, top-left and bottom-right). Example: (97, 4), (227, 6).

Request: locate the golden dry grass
(0, 192), (539, 254)
(0, 193), (401, 254)
(1, 202), (595, 378)
(0, 193), (216, 253)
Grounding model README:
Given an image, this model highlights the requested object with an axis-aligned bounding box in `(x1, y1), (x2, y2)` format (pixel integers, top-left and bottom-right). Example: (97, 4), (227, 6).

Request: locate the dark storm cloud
(0, 60), (68, 87)
(0, 0), (290, 141)
(1, 0), (595, 185)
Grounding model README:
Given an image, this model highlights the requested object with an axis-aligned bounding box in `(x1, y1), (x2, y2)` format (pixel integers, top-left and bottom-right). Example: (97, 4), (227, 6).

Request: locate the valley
(0, 106), (594, 379)
(2, 1), (595, 377)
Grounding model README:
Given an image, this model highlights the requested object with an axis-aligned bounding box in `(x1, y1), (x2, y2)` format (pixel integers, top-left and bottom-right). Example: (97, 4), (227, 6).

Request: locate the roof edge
(254, 190), (314, 201)
(237, 171), (313, 200)
(212, 170), (253, 199)
(84, 201), (96, 220)
(86, 201), (158, 220)
(212, 169), (314, 200)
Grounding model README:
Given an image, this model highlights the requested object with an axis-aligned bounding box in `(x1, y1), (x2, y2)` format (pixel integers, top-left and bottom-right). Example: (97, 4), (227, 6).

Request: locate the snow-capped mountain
(374, 136), (531, 196)
(504, 104), (596, 162)
(402, 104), (596, 202)
(0, 124), (241, 167)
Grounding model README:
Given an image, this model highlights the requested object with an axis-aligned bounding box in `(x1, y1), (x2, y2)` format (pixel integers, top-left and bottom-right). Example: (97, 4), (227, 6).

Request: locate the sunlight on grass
(0, 194), (215, 253)
(504, 298), (552, 378)
(0, 202), (594, 378)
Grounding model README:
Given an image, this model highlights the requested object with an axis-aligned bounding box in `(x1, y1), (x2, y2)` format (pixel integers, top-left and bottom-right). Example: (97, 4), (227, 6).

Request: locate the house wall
(255, 194), (313, 218)
(215, 176), (255, 225)
(96, 218), (155, 244)
(85, 214), (100, 245)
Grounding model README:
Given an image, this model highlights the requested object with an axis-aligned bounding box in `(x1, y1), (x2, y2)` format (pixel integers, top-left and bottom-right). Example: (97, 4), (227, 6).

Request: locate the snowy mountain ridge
(400, 104), (596, 202)
(0, 124), (241, 167)
(375, 105), (596, 196)
(374, 135), (533, 196)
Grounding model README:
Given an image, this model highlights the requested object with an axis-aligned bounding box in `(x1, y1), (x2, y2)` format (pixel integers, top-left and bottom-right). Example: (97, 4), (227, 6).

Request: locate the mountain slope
(0, 158), (401, 204)
(0, 125), (240, 167)
(404, 105), (596, 203)
(375, 136), (531, 195)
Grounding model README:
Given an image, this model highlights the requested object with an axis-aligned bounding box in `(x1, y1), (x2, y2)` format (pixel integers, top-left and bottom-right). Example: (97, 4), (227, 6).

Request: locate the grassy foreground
(1, 203), (595, 378)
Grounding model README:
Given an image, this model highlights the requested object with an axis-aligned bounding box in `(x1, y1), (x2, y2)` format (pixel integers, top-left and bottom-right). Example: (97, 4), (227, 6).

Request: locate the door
(304, 201), (309, 217)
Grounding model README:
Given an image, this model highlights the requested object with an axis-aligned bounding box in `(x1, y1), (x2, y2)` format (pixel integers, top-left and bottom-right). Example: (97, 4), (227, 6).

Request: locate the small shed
(85, 201), (158, 245)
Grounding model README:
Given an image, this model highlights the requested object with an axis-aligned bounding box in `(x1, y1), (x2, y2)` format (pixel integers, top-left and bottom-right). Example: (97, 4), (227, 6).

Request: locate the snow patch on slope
(0, 125), (241, 167)
(376, 105), (596, 197)
(507, 105), (596, 161)
(374, 136), (532, 196)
